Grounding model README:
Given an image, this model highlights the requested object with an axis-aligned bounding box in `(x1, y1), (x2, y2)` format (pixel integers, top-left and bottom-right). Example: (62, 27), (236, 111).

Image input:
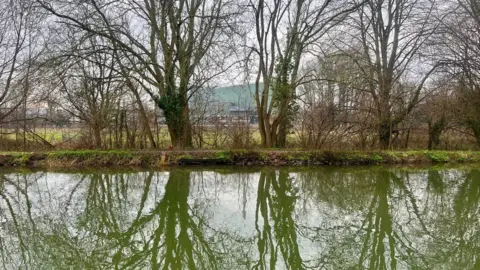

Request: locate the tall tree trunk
(404, 127), (411, 150)
(120, 110), (126, 148)
(92, 125), (102, 148)
(256, 79), (269, 147)
(257, 110), (267, 147)
(378, 119), (392, 150)
(276, 101), (296, 148)
(277, 117), (288, 148)
(264, 123), (274, 148)
(160, 95), (192, 148)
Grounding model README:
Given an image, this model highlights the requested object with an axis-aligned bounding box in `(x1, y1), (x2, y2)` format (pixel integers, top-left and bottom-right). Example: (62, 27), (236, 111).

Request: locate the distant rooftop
(212, 83), (264, 108)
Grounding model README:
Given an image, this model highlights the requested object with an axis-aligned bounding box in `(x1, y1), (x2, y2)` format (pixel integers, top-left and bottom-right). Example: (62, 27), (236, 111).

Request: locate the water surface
(0, 166), (479, 269)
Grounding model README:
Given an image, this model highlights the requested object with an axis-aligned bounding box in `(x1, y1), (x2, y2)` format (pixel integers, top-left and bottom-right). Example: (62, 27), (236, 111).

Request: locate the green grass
(0, 149), (479, 167)
(3, 128), (80, 142)
(424, 151), (450, 163)
(47, 150), (134, 159)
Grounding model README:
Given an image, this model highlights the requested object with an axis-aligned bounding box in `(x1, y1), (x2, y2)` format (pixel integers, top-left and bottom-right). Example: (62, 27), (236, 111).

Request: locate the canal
(0, 166), (478, 269)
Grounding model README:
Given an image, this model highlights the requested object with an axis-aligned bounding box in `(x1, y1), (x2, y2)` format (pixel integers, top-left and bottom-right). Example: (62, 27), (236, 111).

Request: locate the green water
(0, 167), (479, 269)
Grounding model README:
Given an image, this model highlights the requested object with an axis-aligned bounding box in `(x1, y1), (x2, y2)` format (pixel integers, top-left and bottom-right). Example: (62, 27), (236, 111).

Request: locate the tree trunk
(92, 126), (102, 148)
(158, 89), (193, 148)
(264, 123), (275, 148)
(119, 110), (126, 148)
(256, 79), (269, 148)
(258, 111), (276, 148)
(163, 103), (192, 148)
(378, 119), (392, 150)
(125, 113), (136, 149)
(257, 111), (267, 147)
(404, 127), (411, 150)
(277, 117), (288, 148)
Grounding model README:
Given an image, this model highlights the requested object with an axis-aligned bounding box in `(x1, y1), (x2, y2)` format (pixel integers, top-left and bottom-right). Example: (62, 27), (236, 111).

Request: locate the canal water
(0, 166), (478, 269)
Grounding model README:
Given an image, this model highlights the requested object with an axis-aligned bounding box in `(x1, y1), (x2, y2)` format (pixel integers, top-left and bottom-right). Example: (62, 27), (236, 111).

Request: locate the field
(0, 125), (477, 152)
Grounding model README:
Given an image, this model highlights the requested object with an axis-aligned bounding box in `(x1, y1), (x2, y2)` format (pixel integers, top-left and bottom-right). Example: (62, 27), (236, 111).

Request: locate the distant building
(195, 83), (264, 125)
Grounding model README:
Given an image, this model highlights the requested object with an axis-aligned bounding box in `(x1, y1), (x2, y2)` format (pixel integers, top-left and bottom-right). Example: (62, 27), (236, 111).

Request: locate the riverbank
(0, 150), (480, 168)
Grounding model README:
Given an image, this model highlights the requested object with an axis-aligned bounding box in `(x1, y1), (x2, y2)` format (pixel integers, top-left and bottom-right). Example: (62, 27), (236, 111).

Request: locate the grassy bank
(0, 150), (480, 168)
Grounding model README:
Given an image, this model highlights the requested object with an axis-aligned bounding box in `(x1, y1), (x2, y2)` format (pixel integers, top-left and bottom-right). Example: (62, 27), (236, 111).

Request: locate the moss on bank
(0, 150), (479, 168)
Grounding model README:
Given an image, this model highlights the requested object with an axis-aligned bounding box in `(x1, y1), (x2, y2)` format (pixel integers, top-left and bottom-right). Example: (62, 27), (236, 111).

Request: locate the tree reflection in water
(82, 170), (219, 269)
(0, 167), (478, 269)
(253, 169), (303, 270)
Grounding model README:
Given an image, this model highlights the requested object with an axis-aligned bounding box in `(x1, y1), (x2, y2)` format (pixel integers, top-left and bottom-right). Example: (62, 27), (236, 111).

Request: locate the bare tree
(248, 0), (363, 148)
(438, 0), (480, 146)
(38, 0), (239, 148)
(49, 34), (126, 148)
(0, 0), (38, 124)
(297, 52), (375, 149)
(338, 0), (440, 149)
(418, 78), (454, 150)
